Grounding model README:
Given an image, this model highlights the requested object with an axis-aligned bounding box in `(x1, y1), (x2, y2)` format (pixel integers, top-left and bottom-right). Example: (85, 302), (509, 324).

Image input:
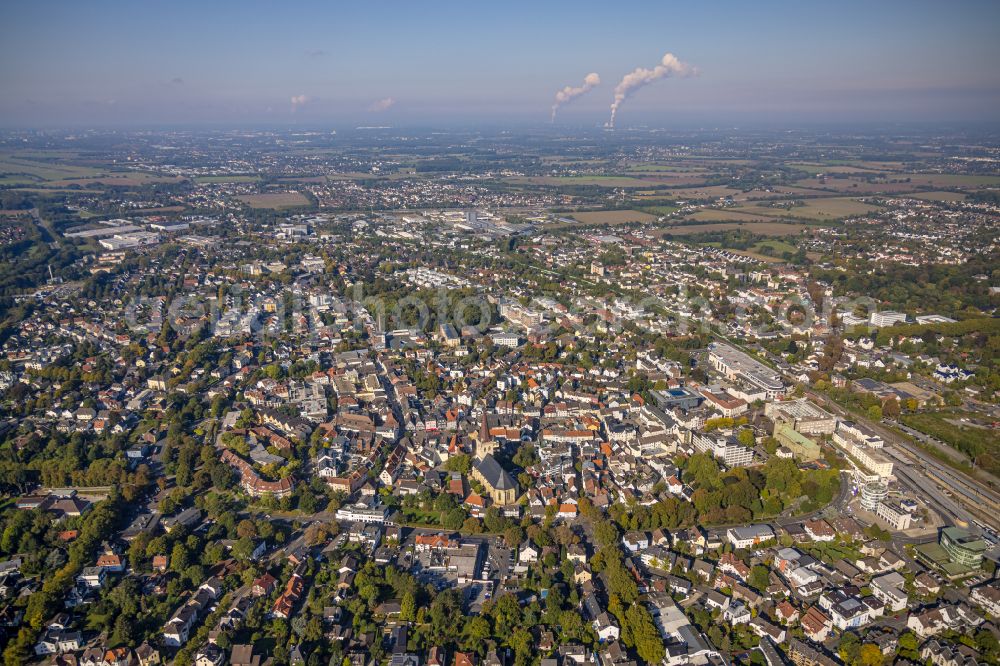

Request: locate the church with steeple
(475, 407), (498, 459)
(470, 406), (518, 506)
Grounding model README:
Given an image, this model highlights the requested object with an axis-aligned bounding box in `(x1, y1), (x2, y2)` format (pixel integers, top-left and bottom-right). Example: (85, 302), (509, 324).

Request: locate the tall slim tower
(475, 404), (496, 459)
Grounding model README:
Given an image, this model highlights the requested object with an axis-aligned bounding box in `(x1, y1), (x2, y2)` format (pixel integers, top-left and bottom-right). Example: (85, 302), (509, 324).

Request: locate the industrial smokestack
(551, 72), (601, 122)
(608, 53), (694, 128)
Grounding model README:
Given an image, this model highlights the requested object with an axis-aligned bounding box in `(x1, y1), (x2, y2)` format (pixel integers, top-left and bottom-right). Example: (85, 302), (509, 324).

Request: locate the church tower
(475, 405), (496, 459)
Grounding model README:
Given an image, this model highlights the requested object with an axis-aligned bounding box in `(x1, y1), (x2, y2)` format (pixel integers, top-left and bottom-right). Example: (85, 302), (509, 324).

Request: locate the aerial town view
(0, 2), (999, 666)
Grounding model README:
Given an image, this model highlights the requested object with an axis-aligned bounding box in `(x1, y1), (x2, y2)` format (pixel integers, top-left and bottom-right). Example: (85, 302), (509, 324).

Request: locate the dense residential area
(0, 125), (998, 666)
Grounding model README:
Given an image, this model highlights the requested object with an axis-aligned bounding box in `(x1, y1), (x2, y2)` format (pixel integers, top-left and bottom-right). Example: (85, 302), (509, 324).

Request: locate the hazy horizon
(2, 0), (1000, 128)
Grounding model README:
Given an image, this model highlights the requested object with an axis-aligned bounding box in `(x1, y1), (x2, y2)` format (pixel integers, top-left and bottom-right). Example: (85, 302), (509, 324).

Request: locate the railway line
(803, 388), (1000, 532)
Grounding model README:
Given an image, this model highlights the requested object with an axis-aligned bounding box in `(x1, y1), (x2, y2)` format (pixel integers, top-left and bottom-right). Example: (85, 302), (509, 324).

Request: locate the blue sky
(1, 0), (999, 127)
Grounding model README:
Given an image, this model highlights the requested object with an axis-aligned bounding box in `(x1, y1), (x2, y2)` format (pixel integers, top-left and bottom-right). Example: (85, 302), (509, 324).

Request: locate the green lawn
(800, 540), (863, 562)
(643, 205), (680, 216)
(753, 239), (797, 255)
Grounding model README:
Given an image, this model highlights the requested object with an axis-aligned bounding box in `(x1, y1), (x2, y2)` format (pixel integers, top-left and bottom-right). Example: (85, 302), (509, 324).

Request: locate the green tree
(594, 520), (619, 549)
(111, 613), (135, 647)
(444, 454), (472, 475)
(232, 537), (256, 561)
(748, 564), (770, 592)
(858, 644), (883, 666)
(838, 632), (861, 664)
(686, 453), (722, 489)
(463, 615), (491, 649)
(626, 603), (665, 665)
(442, 508), (467, 531)
(170, 542), (190, 573)
(400, 590), (416, 622)
(510, 628), (533, 666)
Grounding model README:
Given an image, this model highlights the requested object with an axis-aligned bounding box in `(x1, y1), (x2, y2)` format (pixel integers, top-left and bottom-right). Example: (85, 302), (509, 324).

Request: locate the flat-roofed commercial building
(708, 342), (786, 399)
(940, 527), (987, 568)
(765, 399), (837, 435)
(772, 424), (822, 462)
(875, 501), (912, 531)
(99, 231), (160, 250)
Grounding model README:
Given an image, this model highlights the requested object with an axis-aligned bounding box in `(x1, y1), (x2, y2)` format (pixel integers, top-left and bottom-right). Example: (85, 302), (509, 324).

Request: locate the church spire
(479, 404), (490, 445)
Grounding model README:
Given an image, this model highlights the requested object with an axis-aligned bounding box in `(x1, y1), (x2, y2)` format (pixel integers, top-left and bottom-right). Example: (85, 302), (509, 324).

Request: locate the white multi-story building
(820, 590), (873, 631)
(835, 422), (893, 478)
(491, 332), (521, 347)
(335, 501), (389, 524)
(876, 501), (912, 531)
(839, 312), (867, 328)
(871, 572), (908, 612)
(727, 525), (775, 549)
(691, 432), (754, 468)
(860, 481), (889, 512)
(869, 311), (908, 327)
(836, 420), (883, 448)
(970, 584), (1000, 617)
(848, 442), (894, 478)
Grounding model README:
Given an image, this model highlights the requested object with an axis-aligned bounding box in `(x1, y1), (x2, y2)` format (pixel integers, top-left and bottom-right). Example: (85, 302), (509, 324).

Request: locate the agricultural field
(3, 187), (103, 194)
(132, 206), (187, 215)
(792, 171), (1000, 195)
(748, 185), (842, 199)
(624, 164), (698, 173)
(640, 205), (680, 216)
(47, 173), (183, 187)
(898, 173), (1000, 187)
(0, 152), (184, 190)
(513, 171), (716, 187)
(236, 191), (312, 209)
(511, 175), (666, 187)
(568, 209), (658, 225)
(326, 171), (416, 181)
(654, 221), (813, 237)
(666, 185), (745, 201)
(636, 174), (714, 186)
(0, 154), (107, 184)
(538, 157), (605, 166)
(684, 209), (779, 222)
(276, 176), (329, 183)
(752, 239), (798, 257)
(624, 166), (713, 180)
(734, 197), (882, 221)
(907, 191), (968, 202)
(193, 174), (261, 184)
(781, 197), (882, 219)
(789, 163), (889, 176)
(792, 177), (929, 195)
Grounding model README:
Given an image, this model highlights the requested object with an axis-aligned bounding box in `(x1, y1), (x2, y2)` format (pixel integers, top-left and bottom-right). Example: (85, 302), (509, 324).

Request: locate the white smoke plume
(608, 52), (694, 128)
(369, 97), (396, 112)
(290, 94), (310, 111)
(551, 72), (601, 122)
